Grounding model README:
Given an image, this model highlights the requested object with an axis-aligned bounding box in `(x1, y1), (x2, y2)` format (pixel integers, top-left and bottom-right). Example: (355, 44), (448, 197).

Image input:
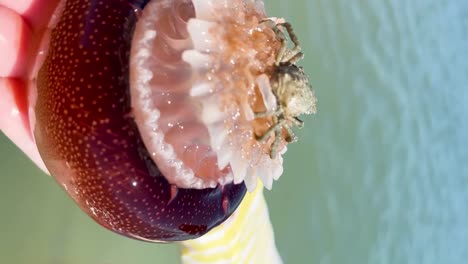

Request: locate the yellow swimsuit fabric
(181, 185), (282, 264)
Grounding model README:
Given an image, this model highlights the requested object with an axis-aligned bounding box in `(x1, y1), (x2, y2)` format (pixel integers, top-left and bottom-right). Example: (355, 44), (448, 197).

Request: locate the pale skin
(0, 0), (61, 172)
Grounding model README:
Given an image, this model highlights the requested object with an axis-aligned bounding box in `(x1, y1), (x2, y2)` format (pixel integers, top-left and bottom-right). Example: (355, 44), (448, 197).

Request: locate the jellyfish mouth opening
(130, 0), (287, 191)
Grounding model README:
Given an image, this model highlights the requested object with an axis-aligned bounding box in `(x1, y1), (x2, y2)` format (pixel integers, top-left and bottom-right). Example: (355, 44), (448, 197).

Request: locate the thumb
(0, 77), (48, 173)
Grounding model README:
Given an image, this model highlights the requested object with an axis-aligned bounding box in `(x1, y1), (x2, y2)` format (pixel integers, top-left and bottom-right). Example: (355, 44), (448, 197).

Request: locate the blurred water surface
(1, 0), (467, 263)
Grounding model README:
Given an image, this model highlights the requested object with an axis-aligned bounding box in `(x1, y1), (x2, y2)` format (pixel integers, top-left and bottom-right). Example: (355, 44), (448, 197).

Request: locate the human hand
(0, 0), (59, 172)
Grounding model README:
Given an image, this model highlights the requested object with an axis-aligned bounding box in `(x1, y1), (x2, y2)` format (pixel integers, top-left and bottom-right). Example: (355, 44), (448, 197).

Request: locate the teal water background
(1, 0), (467, 263)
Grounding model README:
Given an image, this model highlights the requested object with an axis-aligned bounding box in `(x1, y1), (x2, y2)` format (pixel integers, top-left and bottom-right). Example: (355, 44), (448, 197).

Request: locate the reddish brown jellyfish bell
(31, 0), (316, 242)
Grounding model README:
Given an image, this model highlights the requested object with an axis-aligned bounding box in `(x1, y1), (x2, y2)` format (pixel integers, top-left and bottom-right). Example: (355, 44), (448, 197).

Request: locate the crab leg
(275, 33), (288, 65)
(287, 51), (304, 64)
(290, 116), (304, 128)
(283, 125), (298, 143)
(270, 126), (283, 158)
(278, 22), (302, 63)
(255, 119), (285, 142)
(254, 109), (282, 119)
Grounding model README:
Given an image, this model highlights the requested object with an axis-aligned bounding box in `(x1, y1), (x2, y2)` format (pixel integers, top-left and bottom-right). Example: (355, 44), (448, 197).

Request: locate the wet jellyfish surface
(31, 0), (316, 242)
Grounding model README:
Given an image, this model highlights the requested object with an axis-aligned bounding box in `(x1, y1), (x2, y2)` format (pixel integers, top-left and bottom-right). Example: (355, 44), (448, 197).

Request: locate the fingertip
(0, 0), (61, 32)
(0, 0), (33, 14)
(0, 6), (31, 77)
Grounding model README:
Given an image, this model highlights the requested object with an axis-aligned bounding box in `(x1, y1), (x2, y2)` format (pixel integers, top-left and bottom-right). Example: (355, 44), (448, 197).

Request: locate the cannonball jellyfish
(30, 0), (316, 242)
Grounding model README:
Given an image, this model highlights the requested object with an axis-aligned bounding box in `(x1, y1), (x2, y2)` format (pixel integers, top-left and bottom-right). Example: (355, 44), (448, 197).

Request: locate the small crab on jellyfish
(131, 0), (317, 192)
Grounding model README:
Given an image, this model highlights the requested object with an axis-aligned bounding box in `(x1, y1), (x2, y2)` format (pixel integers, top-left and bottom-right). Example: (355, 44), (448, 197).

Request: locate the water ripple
(275, 0), (468, 263)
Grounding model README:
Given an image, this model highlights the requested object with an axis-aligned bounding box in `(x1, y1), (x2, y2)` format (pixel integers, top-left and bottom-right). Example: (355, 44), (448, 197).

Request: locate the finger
(0, 5), (31, 77)
(0, 0), (60, 32)
(0, 0), (35, 15)
(0, 77), (48, 173)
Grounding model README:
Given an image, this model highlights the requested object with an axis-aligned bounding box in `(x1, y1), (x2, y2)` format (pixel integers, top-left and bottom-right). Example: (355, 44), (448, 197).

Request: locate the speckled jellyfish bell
(32, 0), (315, 242)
